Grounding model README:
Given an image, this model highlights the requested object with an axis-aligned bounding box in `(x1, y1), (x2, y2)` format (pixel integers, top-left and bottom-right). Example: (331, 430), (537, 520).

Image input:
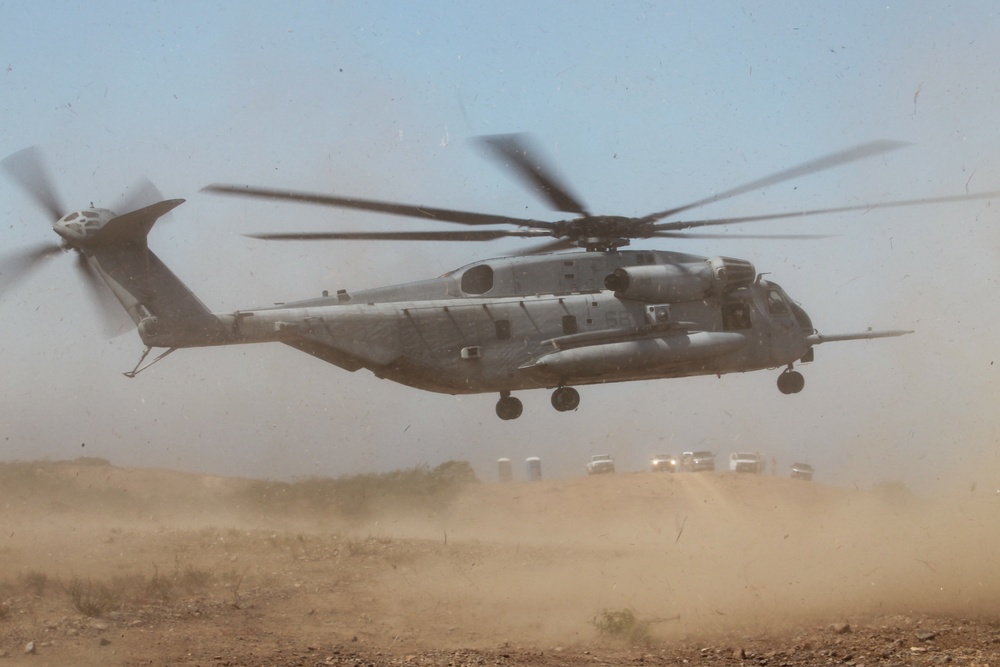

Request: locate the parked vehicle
(587, 454), (616, 475)
(681, 451), (715, 472)
(729, 451), (765, 473)
(649, 453), (678, 473)
(790, 462), (814, 481)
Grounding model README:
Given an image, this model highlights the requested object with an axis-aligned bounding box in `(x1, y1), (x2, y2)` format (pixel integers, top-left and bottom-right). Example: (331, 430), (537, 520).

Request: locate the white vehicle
(790, 462), (814, 481)
(586, 454), (616, 475)
(729, 452), (765, 473)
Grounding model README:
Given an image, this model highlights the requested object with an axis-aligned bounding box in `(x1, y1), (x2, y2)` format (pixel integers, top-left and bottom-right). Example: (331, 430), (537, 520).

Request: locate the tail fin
(87, 201), (226, 344)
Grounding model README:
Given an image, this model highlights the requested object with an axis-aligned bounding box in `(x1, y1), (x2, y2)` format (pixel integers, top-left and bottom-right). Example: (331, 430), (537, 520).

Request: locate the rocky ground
(1, 459), (999, 666)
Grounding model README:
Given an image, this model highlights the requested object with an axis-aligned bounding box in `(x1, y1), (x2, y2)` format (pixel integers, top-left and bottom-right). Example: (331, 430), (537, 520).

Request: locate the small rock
(98, 637), (111, 646)
(915, 631), (937, 641)
(733, 648), (746, 659)
(830, 622), (852, 634)
(24, 641), (36, 655)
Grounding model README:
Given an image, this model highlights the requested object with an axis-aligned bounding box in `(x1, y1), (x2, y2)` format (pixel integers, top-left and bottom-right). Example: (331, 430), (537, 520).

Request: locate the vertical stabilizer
(87, 201), (227, 342)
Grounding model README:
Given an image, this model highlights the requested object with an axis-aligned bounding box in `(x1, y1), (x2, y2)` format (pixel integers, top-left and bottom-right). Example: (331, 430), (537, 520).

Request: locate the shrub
(592, 608), (652, 645)
(238, 460), (479, 519)
(67, 578), (120, 617)
(21, 571), (48, 596)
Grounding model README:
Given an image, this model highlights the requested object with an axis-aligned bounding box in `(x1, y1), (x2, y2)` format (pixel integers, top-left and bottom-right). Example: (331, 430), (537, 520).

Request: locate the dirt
(2, 460), (1000, 666)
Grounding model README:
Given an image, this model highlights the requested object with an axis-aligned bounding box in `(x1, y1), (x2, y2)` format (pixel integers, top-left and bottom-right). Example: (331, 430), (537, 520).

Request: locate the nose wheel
(777, 367), (805, 394)
(496, 392), (523, 420)
(551, 386), (580, 412)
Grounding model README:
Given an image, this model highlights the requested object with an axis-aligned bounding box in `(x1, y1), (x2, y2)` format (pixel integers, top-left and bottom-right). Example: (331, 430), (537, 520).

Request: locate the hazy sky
(1, 1), (998, 491)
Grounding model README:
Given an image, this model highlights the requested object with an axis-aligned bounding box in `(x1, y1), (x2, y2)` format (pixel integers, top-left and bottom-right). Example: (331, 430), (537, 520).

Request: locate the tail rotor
(1, 146), (175, 335)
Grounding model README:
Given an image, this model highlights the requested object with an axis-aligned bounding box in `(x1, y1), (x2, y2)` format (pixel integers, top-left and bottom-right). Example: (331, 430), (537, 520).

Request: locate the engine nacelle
(604, 256), (756, 303)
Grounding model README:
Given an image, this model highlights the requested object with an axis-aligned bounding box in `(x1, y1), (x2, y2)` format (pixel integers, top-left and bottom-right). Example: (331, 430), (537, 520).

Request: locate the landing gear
(551, 386), (580, 412)
(496, 392), (523, 420)
(777, 367), (805, 394)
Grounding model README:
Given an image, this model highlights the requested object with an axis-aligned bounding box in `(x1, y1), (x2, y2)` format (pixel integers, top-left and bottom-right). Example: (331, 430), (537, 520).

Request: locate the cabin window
(461, 264), (494, 295)
(766, 289), (789, 315)
(562, 315), (578, 335)
(722, 301), (751, 330)
(495, 319), (511, 340)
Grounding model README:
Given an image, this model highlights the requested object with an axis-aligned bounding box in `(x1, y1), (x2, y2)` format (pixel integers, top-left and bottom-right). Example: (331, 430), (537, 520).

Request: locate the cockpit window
(766, 289), (789, 315)
(461, 264), (494, 295)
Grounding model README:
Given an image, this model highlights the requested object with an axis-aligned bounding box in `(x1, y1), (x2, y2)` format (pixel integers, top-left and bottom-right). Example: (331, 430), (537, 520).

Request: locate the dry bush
(64, 562), (216, 617)
(238, 460), (478, 519)
(67, 577), (120, 617)
(177, 565), (213, 593)
(21, 571), (48, 596)
(0, 458), (141, 516)
(592, 608), (652, 645)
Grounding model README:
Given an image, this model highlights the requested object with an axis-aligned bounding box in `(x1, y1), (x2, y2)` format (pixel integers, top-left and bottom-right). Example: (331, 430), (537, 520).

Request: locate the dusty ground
(1, 459), (1000, 666)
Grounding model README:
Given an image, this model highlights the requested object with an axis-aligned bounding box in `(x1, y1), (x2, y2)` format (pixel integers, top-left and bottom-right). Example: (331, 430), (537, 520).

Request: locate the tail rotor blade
(0, 243), (63, 295)
(1, 147), (66, 221)
(119, 177), (165, 216)
(75, 252), (133, 337)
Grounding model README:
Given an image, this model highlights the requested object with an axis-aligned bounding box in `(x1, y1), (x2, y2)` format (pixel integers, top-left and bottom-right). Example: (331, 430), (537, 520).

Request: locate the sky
(1, 1), (998, 492)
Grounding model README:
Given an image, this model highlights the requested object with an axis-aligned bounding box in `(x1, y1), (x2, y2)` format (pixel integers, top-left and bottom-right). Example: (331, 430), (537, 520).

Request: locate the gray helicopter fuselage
(150, 249), (815, 394)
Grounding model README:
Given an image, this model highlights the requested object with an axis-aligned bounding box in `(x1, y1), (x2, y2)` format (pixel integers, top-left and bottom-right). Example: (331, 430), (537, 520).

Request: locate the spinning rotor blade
(476, 133), (591, 215)
(119, 177), (165, 216)
(652, 189), (1000, 233)
(650, 231), (832, 240)
(1, 146), (66, 220)
(515, 238), (581, 255)
(75, 252), (133, 336)
(637, 140), (910, 223)
(246, 229), (552, 242)
(0, 243), (63, 295)
(204, 184), (553, 230)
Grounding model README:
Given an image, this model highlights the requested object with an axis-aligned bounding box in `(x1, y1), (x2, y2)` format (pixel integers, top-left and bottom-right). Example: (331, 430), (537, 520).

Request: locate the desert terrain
(1, 458), (999, 666)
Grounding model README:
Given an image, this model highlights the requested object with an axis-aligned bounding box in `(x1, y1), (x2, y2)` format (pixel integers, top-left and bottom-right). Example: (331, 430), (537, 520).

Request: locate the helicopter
(2, 137), (995, 419)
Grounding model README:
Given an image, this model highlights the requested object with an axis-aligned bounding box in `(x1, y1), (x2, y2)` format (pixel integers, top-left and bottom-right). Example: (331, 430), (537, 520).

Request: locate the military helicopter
(2, 138), (994, 419)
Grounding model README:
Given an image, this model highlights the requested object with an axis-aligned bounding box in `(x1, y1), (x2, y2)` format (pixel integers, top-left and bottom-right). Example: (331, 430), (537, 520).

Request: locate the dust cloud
(2, 456), (999, 661)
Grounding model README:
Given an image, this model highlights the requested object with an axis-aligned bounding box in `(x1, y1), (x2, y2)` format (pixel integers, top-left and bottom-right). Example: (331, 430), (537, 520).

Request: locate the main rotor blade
(652, 189), (1000, 232)
(0, 243), (63, 295)
(204, 184), (553, 230)
(476, 133), (591, 216)
(650, 231), (832, 240)
(638, 140), (910, 223)
(514, 238), (580, 255)
(245, 229), (553, 242)
(1, 146), (66, 221)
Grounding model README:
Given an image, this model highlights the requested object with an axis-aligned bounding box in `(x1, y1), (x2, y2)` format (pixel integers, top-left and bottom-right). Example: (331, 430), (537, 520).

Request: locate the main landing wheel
(551, 386), (580, 412)
(777, 369), (805, 395)
(496, 393), (523, 420)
